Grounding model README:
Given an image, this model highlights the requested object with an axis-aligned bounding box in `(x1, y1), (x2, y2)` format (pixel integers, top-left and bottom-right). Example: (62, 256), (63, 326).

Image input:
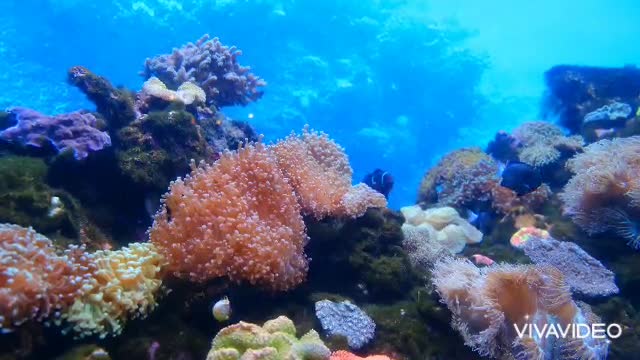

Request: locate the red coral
(149, 142), (309, 290)
(491, 183), (551, 215)
(330, 350), (394, 360)
(0, 224), (93, 331)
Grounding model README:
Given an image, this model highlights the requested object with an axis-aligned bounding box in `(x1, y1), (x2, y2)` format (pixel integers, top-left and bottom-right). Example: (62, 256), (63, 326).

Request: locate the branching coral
(432, 257), (609, 359)
(0, 107), (111, 160)
(417, 148), (499, 208)
(560, 136), (640, 249)
(62, 242), (166, 338)
(142, 34), (266, 108)
(0, 224), (93, 331)
(149, 142), (309, 290)
(206, 315), (330, 360)
(491, 183), (551, 216)
(272, 127), (387, 219)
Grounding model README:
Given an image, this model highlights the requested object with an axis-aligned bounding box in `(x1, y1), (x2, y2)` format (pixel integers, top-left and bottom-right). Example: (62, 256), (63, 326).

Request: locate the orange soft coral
(272, 127), (386, 218)
(149, 142), (309, 290)
(330, 350), (394, 360)
(432, 257), (608, 359)
(560, 136), (640, 248)
(0, 223), (94, 331)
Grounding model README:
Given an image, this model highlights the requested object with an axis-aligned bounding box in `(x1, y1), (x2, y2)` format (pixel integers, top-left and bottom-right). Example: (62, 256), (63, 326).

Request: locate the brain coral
(417, 148), (499, 208)
(560, 136), (640, 248)
(149, 142), (309, 290)
(0, 224), (93, 331)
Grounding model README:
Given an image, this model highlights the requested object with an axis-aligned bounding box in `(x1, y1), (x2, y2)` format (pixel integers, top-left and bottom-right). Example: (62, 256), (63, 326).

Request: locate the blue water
(1, 0), (638, 209)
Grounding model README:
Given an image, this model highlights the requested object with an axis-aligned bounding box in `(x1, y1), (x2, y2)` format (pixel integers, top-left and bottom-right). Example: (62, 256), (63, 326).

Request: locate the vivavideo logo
(514, 323), (622, 340)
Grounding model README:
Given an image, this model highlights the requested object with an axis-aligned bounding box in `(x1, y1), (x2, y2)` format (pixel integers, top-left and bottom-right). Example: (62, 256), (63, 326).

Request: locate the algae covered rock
(206, 315), (330, 360)
(0, 155), (81, 237)
(116, 110), (211, 190)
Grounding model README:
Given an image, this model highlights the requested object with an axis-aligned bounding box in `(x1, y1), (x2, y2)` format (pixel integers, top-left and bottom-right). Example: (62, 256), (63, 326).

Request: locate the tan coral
(62, 242), (166, 338)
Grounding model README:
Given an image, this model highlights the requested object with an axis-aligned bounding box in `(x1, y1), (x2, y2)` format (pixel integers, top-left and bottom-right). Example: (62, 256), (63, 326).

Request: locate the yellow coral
(62, 242), (166, 338)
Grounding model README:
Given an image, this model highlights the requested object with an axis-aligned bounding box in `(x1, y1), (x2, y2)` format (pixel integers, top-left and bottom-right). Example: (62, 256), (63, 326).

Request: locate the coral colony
(1, 34), (640, 360)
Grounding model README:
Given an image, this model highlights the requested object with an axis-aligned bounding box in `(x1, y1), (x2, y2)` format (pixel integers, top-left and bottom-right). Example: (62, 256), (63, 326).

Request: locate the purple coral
(522, 235), (618, 297)
(142, 34), (266, 108)
(0, 107), (111, 160)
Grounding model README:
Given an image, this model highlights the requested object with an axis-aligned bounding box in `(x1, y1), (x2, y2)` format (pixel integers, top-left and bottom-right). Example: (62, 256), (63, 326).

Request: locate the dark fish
(500, 161), (542, 196)
(363, 169), (394, 198)
(467, 210), (495, 234)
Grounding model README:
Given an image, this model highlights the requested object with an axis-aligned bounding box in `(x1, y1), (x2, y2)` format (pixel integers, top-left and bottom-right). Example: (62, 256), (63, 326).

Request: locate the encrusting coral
(431, 257), (609, 360)
(206, 315), (331, 360)
(560, 136), (640, 249)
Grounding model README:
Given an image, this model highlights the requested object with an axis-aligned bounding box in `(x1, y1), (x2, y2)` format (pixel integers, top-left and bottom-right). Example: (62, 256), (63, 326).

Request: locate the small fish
(467, 210), (495, 234)
(212, 297), (231, 322)
(362, 169), (394, 198)
(500, 161), (542, 196)
(471, 254), (495, 266)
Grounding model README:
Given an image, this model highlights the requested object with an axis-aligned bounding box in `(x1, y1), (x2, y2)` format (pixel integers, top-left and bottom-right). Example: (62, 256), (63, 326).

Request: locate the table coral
(206, 315), (330, 360)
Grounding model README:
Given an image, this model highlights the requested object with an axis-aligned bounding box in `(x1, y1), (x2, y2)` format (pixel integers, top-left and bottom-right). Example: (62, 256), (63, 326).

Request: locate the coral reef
(432, 257), (609, 359)
(490, 183), (551, 215)
(315, 300), (375, 350)
(417, 148), (498, 208)
(149, 142), (309, 290)
(330, 351), (393, 360)
(0, 107), (111, 160)
(116, 110), (211, 191)
(521, 235), (618, 297)
(62, 242), (166, 338)
(206, 315), (330, 360)
(142, 34), (266, 108)
(401, 206), (482, 265)
(68, 66), (136, 130)
(0, 224), (92, 331)
(0, 156), (82, 237)
(560, 136), (640, 248)
(272, 127), (387, 219)
(543, 65), (640, 133)
(512, 121), (583, 168)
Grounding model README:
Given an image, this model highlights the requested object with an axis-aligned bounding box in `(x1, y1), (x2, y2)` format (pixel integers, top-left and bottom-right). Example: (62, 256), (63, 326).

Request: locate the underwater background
(1, 0), (640, 359)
